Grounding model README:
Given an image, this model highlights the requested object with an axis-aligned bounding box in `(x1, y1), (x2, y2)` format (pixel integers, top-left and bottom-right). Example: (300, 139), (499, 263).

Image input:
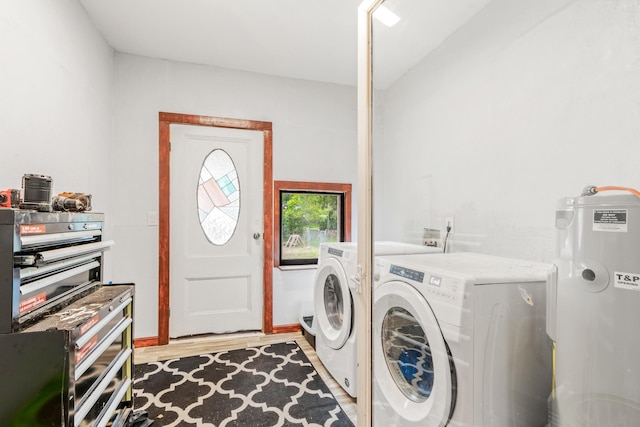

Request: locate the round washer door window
(313, 257), (352, 350)
(382, 306), (434, 402)
(374, 280), (455, 426)
(324, 273), (344, 330)
(197, 149), (240, 245)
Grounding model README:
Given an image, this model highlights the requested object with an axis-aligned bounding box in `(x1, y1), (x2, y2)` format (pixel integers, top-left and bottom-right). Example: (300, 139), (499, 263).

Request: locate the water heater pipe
(581, 185), (640, 198)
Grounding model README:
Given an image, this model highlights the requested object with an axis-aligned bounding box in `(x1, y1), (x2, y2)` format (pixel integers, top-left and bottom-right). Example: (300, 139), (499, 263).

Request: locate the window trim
(274, 181), (352, 268)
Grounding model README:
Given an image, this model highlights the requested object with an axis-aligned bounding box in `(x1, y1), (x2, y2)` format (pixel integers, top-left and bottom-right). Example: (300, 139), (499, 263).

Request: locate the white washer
(373, 253), (555, 426)
(314, 241), (440, 397)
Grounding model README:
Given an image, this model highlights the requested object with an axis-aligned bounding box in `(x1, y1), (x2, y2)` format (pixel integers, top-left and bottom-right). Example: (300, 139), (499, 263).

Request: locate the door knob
(253, 233), (261, 240)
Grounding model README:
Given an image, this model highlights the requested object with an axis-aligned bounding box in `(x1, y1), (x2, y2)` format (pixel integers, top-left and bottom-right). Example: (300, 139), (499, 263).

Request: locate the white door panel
(170, 124), (263, 338)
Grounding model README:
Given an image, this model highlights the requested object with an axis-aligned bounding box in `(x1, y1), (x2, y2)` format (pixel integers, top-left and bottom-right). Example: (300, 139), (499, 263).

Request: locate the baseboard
(134, 325), (301, 348)
(134, 336), (159, 348)
(272, 323), (302, 334)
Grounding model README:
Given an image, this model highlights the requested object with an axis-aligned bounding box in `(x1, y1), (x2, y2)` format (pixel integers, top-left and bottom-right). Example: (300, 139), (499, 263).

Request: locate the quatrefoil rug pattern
(133, 341), (354, 427)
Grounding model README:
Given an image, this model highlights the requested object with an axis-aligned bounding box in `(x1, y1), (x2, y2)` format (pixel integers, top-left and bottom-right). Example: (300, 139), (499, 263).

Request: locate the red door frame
(158, 112), (273, 345)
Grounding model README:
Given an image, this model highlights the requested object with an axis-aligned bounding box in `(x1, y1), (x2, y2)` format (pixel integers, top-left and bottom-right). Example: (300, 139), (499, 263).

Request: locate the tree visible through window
(274, 181), (352, 266)
(282, 192), (340, 260)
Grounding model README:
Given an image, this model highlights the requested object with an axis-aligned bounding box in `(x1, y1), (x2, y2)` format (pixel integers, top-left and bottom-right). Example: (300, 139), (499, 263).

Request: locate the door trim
(158, 112), (273, 345)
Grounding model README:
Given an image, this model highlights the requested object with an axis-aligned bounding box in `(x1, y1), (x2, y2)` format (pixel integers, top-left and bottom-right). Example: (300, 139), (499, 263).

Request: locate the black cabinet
(0, 285), (135, 426)
(0, 211), (135, 426)
(0, 210), (113, 333)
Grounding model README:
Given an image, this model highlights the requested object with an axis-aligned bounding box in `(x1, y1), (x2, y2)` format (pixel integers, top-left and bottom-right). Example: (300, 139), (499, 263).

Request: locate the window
(197, 149), (240, 245)
(274, 181), (352, 267)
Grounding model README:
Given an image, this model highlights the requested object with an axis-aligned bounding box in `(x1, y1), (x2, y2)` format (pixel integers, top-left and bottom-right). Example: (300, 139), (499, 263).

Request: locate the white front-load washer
(373, 253), (555, 426)
(314, 241), (440, 397)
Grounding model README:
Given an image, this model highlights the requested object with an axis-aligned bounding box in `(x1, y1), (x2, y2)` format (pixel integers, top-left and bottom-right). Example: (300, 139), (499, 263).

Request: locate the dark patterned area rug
(133, 341), (354, 427)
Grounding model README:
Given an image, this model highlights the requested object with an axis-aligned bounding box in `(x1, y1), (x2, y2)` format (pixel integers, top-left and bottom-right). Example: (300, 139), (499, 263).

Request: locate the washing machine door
(374, 280), (455, 427)
(314, 257), (352, 350)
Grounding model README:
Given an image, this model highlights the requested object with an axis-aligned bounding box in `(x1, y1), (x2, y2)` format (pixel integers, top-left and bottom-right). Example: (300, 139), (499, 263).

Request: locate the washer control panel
(389, 263), (461, 301)
(327, 247), (344, 257)
(389, 264), (424, 283)
(424, 274), (460, 301)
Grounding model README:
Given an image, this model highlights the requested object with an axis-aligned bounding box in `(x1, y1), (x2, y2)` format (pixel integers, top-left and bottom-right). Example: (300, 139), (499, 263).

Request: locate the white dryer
(373, 253), (555, 427)
(314, 241), (440, 397)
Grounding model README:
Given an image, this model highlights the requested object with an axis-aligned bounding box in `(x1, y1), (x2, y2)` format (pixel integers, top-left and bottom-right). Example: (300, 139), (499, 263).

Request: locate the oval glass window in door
(197, 149), (240, 245)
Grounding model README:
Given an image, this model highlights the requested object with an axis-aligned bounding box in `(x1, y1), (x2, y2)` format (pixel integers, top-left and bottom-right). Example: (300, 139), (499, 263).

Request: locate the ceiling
(80, 0), (491, 88)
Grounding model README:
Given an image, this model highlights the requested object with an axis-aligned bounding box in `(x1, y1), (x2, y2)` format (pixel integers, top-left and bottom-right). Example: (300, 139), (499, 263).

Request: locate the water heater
(549, 192), (640, 426)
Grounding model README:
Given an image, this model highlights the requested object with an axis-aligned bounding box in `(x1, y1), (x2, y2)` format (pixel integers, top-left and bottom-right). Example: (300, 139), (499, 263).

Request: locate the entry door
(170, 124), (264, 338)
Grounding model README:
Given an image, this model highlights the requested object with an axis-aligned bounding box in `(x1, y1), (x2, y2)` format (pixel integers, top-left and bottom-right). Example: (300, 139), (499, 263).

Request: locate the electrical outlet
(445, 217), (454, 231)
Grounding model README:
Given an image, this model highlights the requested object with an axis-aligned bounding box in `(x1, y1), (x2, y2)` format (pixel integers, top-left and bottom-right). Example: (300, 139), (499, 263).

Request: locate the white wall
(0, 1), (114, 269)
(111, 53), (357, 338)
(374, 0), (640, 262)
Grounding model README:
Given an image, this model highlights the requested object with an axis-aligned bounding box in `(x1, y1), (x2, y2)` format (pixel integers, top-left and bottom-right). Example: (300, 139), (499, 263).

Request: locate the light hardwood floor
(134, 332), (357, 425)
